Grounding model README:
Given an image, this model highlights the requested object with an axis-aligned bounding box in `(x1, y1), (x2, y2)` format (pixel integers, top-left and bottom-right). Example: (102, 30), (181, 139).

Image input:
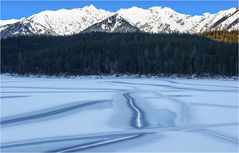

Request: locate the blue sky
(1, 1), (238, 20)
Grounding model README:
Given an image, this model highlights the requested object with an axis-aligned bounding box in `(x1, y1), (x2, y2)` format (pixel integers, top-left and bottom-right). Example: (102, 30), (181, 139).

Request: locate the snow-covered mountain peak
(82, 13), (140, 33)
(117, 6), (192, 33)
(203, 12), (210, 16)
(149, 6), (174, 13)
(0, 18), (25, 31)
(0, 5), (238, 38)
(120, 6), (146, 12)
(81, 4), (98, 12)
(0, 19), (22, 27)
(0, 5), (113, 38)
(117, 7), (148, 26)
(217, 7), (237, 14)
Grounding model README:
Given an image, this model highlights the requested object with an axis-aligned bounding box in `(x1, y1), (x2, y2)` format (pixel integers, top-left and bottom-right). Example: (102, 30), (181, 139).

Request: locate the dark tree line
(1, 32), (238, 76)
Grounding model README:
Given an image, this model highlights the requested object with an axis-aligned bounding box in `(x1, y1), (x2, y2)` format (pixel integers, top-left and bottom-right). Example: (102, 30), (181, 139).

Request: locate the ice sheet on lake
(1, 75), (238, 152)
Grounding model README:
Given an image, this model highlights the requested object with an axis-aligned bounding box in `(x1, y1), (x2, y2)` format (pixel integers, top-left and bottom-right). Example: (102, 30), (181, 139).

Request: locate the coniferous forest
(1, 33), (238, 76)
(202, 30), (238, 43)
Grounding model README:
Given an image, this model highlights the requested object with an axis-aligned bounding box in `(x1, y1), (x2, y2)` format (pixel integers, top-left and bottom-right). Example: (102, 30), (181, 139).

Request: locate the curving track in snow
(123, 92), (147, 129)
(1, 99), (112, 127)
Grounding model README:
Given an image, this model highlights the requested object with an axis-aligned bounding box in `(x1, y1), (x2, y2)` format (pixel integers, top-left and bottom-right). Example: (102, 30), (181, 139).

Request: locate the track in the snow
(49, 134), (145, 152)
(1, 99), (112, 126)
(123, 92), (147, 129)
(109, 81), (238, 92)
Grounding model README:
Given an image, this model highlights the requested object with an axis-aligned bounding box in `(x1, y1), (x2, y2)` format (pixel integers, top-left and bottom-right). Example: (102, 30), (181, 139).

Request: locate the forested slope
(202, 30), (238, 43)
(1, 33), (238, 76)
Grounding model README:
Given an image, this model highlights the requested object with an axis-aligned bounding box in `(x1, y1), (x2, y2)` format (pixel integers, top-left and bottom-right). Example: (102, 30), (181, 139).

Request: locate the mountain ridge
(1, 5), (238, 38)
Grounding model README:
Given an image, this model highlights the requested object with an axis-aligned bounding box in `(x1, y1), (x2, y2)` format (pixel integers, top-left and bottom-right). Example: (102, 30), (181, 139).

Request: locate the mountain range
(0, 5), (238, 38)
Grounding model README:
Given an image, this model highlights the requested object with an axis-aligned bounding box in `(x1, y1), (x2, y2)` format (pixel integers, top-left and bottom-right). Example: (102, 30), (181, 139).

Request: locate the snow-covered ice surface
(0, 75), (238, 152)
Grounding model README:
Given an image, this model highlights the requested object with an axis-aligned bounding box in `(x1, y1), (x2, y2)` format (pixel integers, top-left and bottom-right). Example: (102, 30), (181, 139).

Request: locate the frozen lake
(1, 75), (238, 152)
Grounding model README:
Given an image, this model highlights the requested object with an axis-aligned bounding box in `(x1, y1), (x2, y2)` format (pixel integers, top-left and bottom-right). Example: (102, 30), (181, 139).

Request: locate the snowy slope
(0, 5), (238, 38)
(0, 19), (22, 27)
(1, 5), (113, 38)
(0, 18), (24, 31)
(117, 6), (239, 33)
(118, 6), (192, 33)
(190, 7), (239, 32)
(82, 14), (141, 33)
